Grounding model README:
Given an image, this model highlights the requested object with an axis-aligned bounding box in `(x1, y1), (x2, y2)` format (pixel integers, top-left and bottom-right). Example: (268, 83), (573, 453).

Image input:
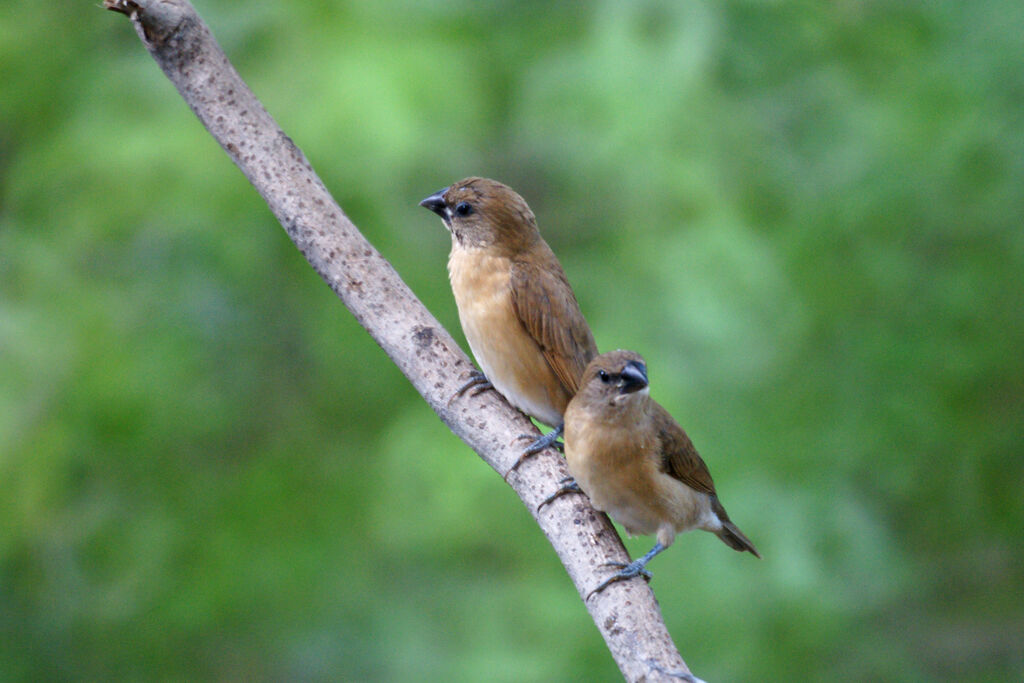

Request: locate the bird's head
(419, 177), (541, 254)
(578, 350), (650, 411)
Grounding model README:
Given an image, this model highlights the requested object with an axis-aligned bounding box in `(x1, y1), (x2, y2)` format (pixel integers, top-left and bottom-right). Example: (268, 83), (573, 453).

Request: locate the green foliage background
(2, 1), (1022, 680)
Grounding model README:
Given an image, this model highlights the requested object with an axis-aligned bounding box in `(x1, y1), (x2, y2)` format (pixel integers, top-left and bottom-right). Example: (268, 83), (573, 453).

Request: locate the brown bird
(419, 177), (598, 460)
(557, 350), (760, 597)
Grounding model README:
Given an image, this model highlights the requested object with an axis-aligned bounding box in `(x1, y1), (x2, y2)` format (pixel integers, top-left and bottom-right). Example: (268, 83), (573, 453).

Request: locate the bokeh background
(3, 1), (1022, 680)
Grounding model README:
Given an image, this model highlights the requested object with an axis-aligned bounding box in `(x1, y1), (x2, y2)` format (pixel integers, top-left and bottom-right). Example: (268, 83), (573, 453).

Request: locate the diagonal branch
(104, 1), (698, 680)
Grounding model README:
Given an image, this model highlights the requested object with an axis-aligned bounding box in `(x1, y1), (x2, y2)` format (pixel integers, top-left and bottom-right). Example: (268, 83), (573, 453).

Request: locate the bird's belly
(450, 252), (567, 427)
(569, 433), (709, 537)
(580, 464), (666, 537)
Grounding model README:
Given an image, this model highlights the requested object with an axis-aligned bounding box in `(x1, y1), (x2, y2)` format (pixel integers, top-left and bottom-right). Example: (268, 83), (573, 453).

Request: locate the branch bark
(104, 1), (699, 680)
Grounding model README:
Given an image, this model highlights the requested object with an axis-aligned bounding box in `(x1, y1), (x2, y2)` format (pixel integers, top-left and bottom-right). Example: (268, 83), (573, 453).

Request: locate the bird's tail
(717, 520), (761, 558)
(711, 496), (762, 559)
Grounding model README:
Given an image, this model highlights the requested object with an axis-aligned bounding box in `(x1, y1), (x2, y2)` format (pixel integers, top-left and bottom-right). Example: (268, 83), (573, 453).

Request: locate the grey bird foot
(505, 424), (564, 479)
(519, 427), (565, 455)
(449, 370), (492, 405)
(587, 541), (666, 599)
(537, 477), (583, 511)
(587, 560), (654, 599)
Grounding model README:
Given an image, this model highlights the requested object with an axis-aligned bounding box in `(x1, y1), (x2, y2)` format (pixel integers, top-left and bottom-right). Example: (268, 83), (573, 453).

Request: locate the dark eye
(454, 201), (473, 216)
(597, 370), (611, 383)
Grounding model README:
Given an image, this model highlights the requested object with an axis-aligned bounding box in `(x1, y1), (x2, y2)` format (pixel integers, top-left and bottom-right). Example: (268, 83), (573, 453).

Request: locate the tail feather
(717, 521), (761, 558)
(711, 496), (762, 559)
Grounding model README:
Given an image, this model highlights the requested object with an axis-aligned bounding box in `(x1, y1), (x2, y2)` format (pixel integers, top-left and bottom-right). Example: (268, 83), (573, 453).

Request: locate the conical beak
(620, 360), (649, 394)
(419, 188), (449, 218)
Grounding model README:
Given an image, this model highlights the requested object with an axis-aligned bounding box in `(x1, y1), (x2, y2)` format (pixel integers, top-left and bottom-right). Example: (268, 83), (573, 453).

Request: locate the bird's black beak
(620, 360), (649, 394)
(419, 188), (449, 219)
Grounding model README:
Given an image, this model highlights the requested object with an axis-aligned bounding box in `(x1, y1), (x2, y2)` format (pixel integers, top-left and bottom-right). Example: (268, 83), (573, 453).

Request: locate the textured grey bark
(104, 1), (699, 680)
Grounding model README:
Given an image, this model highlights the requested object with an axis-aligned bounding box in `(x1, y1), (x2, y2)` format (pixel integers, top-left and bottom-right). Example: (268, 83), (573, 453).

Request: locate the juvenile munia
(559, 350), (760, 596)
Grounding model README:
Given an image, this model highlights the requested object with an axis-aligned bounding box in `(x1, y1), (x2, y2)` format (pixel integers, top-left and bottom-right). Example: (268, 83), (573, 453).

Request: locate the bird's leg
(587, 542), (667, 599)
(505, 424), (564, 478)
(647, 665), (707, 683)
(456, 369), (492, 395)
(448, 370), (493, 405)
(521, 425), (565, 454)
(537, 476), (583, 511)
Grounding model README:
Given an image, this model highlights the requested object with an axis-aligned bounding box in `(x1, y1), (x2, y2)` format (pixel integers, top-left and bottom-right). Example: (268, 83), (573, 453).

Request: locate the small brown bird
(420, 177), (598, 459)
(559, 350), (760, 596)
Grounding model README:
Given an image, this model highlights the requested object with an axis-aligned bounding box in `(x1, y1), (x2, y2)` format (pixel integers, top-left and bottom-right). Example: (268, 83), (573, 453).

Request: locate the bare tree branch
(103, 1), (699, 680)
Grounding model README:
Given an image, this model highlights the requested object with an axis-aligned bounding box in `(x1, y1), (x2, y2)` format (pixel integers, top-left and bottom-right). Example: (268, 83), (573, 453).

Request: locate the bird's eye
(597, 370), (611, 383)
(454, 201), (473, 216)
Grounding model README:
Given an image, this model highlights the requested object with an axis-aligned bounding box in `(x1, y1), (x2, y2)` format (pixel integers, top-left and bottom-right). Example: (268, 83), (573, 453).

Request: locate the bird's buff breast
(564, 407), (708, 539)
(448, 247), (566, 427)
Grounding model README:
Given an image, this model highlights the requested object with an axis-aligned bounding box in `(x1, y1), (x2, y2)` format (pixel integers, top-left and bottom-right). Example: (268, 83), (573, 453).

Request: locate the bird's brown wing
(653, 403), (717, 495)
(510, 253), (597, 394)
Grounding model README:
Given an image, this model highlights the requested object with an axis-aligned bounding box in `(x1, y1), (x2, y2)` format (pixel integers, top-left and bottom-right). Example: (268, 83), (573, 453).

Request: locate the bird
(419, 177), (598, 465)
(556, 350), (760, 597)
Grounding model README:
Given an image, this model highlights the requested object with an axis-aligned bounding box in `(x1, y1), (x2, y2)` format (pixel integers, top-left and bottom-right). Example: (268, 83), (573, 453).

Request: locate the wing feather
(509, 252), (597, 395)
(653, 404), (717, 495)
